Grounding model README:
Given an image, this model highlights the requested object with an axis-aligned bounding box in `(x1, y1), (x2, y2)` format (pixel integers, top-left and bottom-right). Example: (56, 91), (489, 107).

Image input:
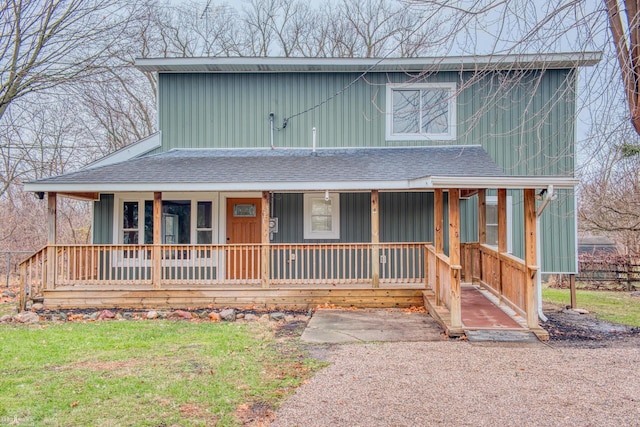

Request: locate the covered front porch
(20, 146), (575, 338)
(21, 187), (547, 338)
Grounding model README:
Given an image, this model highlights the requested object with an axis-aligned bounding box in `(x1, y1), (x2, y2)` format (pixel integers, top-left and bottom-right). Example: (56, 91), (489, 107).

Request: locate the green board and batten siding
(152, 69), (578, 272)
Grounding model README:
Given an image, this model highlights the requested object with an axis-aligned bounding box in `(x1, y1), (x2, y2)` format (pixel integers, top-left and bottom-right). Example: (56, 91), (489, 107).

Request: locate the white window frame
(303, 193), (340, 240)
(385, 82), (457, 141)
(113, 193), (218, 245)
(486, 195), (513, 253)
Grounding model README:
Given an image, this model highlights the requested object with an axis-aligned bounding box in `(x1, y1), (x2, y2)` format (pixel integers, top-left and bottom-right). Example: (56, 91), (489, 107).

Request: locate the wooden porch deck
(42, 283), (427, 310)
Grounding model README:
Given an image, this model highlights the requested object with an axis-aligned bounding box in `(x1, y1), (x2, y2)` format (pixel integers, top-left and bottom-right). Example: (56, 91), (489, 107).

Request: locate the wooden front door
(226, 198), (262, 280)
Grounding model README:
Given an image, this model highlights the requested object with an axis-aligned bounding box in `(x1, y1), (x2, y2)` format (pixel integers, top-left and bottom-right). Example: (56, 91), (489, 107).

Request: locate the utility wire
(282, 3), (440, 124)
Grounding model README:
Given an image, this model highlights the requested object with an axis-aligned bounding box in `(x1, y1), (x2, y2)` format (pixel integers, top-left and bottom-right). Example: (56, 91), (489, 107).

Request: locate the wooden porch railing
(460, 242), (528, 316)
(19, 242), (426, 293)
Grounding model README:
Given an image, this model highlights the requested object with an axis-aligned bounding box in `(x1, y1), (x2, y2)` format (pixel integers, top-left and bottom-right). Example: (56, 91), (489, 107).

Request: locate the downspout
(535, 185), (555, 322)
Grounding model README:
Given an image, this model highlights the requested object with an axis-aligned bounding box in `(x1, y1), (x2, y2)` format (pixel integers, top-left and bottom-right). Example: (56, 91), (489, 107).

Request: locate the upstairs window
(386, 83), (456, 141)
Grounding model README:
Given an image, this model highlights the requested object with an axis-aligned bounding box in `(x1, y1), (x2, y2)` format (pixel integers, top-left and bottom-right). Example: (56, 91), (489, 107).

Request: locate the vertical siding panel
(93, 194), (114, 244)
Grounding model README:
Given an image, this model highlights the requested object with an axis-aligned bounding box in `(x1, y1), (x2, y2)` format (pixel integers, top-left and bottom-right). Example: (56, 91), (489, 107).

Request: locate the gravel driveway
(272, 334), (640, 426)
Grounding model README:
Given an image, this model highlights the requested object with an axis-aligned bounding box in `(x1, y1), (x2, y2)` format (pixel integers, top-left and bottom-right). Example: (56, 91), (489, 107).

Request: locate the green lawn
(543, 287), (640, 327)
(0, 320), (323, 426)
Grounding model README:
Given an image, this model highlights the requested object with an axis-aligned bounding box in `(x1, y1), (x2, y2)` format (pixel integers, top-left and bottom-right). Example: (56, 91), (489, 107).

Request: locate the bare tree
(0, 0), (126, 122)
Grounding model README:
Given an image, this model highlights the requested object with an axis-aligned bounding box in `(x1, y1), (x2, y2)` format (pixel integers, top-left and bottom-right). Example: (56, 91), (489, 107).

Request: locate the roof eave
(134, 52), (602, 73)
(23, 176), (578, 194)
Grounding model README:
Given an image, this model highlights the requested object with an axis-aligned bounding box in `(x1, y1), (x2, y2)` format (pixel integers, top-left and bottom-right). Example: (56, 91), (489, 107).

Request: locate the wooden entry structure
(20, 187), (546, 338)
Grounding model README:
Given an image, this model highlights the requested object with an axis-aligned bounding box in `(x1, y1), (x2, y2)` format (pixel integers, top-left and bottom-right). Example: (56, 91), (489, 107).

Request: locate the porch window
(386, 83), (456, 141)
(303, 193), (340, 239)
(196, 201), (213, 244)
(485, 196), (513, 253)
(118, 197), (215, 245)
(122, 201), (153, 245)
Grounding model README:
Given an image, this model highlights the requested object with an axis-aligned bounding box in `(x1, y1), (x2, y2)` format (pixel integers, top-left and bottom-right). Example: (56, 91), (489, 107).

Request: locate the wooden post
(46, 192), (57, 290)
(371, 190), (380, 288)
(478, 189), (486, 244)
(449, 189), (462, 329)
(152, 192), (162, 289)
(524, 188), (538, 329)
(261, 191), (271, 288)
(477, 189), (486, 286)
(434, 189), (444, 305)
(569, 273), (577, 309)
(19, 263), (26, 312)
(497, 188), (507, 295)
(434, 189), (444, 254)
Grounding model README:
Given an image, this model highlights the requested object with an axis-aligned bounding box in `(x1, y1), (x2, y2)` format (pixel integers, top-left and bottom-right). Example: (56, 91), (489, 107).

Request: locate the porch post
(523, 188), (539, 328)
(433, 189), (444, 305)
(371, 190), (380, 288)
(46, 192), (57, 290)
(152, 192), (162, 289)
(261, 191), (270, 288)
(477, 189), (486, 285)
(448, 189), (462, 329)
(478, 189), (486, 244)
(497, 188), (507, 294)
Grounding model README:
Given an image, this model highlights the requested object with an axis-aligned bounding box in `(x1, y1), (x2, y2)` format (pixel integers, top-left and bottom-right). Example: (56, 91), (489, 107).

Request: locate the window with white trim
(386, 83), (456, 141)
(118, 198), (214, 245)
(303, 193), (340, 239)
(485, 196), (512, 253)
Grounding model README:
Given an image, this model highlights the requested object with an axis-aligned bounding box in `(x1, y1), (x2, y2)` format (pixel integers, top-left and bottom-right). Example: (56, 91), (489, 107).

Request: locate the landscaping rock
(31, 303), (44, 311)
(198, 311), (209, 319)
(115, 313), (123, 320)
(572, 308), (590, 315)
(98, 310), (116, 320)
(25, 301), (32, 310)
(14, 311), (39, 324)
(0, 314), (12, 323)
(236, 313), (245, 319)
(259, 314), (270, 323)
(167, 310), (193, 320)
(2, 290), (16, 298)
(208, 312), (222, 322)
(220, 308), (236, 321)
(270, 312), (286, 321)
(123, 312), (135, 320)
(631, 291), (640, 297)
(244, 313), (258, 321)
(59, 312), (68, 321)
(146, 310), (159, 320)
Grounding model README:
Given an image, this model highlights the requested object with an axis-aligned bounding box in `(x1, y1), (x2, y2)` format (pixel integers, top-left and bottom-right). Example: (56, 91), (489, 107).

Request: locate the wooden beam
(434, 189), (444, 254)
(46, 192), (57, 290)
(261, 191), (271, 288)
(371, 190), (380, 288)
(460, 189), (479, 199)
(57, 192), (100, 201)
(478, 189), (486, 244)
(448, 189), (462, 329)
(152, 192), (162, 289)
(497, 189), (507, 253)
(497, 188), (507, 295)
(523, 188), (538, 329)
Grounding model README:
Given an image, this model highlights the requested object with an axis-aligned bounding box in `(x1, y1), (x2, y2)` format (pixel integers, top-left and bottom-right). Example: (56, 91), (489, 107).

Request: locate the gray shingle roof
(24, 145), (577, 192)
(28, 145), (499, 185)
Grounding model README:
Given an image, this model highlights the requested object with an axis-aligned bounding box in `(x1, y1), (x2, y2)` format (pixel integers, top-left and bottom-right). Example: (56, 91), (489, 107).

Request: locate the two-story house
(22, 53), (600, 335)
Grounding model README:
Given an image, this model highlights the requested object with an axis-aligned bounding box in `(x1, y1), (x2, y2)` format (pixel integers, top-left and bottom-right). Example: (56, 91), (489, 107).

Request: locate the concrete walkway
(301, 309), (444, 343)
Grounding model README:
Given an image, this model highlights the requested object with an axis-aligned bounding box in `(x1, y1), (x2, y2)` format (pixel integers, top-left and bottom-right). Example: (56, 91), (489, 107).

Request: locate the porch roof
(24, 146), (578, 194)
